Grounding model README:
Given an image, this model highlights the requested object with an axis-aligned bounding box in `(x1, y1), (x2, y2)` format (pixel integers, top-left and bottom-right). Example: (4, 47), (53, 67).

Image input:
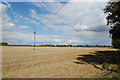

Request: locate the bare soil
(2, 46), (116, 78)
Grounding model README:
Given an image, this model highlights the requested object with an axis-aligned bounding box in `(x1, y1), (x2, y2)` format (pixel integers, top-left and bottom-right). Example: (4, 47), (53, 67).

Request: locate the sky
(0, 1), (112, 45)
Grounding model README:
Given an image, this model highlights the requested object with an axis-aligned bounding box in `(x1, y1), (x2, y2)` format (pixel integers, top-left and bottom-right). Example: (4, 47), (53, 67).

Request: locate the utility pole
(33, 32), (36, 50)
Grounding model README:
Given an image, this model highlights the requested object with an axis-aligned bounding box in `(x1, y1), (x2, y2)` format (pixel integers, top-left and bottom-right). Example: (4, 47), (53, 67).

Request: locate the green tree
(104, 1), (120, 48)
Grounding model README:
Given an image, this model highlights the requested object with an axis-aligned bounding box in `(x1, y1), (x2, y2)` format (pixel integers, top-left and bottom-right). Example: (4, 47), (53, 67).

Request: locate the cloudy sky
(0, 1), (111, 45)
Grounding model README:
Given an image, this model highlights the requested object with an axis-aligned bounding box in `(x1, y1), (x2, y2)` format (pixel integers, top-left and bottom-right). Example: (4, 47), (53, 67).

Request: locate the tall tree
(104, 1), (120, 48)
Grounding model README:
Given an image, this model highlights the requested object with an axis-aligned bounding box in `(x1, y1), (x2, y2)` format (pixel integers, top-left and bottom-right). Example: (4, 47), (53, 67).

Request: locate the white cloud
(1, 2), (111, 45)
(14, 13), (41, 25)
(1, 3), (16, 31)
(0, 3), (2, 41)
(73, 24), (90, 31)
(31, 2), (65, 13)
(3, 23), (16, 30)
(2, 28), (111, 45)
(19, 25), (29, 29)
(30, 2), (110, 40)
(2, 31), (62, 44)
(0, 0), (110, 2)
(30, 2), (109, 30)
(53, 39), (61, 42)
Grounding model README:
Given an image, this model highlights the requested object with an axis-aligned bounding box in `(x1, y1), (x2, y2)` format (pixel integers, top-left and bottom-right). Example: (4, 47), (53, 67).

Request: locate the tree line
(0, 42), (111, 47)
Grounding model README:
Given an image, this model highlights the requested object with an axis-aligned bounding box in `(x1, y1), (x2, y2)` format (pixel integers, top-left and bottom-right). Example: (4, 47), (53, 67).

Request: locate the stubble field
(2, 46), (116, 78)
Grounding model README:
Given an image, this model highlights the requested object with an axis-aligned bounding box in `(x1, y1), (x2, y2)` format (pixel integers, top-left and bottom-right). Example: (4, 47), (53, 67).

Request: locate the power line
(43, 1), (68, 30)
(33, 1), (68, 49)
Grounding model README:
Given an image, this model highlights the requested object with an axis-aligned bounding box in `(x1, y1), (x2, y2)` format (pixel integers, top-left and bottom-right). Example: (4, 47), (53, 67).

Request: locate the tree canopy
(104, 1), (120, 48)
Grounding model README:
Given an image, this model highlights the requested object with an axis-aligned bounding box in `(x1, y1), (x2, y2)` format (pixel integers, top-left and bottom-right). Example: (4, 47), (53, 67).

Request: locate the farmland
(2, 46), (116, 78)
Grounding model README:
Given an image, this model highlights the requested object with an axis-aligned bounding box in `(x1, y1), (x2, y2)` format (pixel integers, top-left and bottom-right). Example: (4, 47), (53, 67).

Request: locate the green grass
(95, 63), (120, 79)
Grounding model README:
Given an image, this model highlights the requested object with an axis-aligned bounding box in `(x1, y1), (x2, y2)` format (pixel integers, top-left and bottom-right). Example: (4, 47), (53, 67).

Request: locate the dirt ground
(2, 46), (116, 78)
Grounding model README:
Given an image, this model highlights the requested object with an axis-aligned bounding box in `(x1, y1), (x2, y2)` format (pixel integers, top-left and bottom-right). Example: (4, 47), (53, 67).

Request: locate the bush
(102, 62), (110, 70)
(0, 42), (8, 46)
(112, 39), (120, 49)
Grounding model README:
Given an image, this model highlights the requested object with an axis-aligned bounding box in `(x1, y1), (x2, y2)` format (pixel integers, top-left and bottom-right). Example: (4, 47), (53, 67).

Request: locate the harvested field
(2, 46), (116, 78)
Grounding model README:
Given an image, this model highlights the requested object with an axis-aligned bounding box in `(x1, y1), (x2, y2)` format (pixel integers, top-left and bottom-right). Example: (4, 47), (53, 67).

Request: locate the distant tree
(104, 1), (120, 48)
(0, 42), (8, 46)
